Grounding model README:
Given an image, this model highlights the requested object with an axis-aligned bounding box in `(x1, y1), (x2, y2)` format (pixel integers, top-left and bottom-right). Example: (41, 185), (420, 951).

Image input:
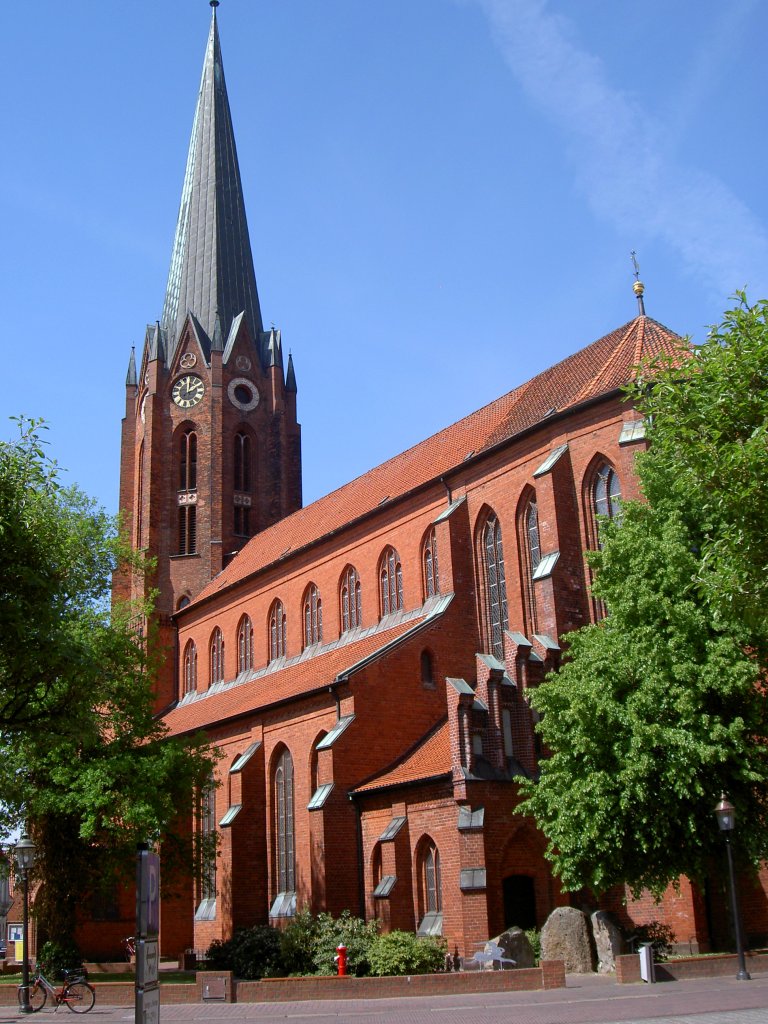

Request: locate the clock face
(172, 374), (205, 409)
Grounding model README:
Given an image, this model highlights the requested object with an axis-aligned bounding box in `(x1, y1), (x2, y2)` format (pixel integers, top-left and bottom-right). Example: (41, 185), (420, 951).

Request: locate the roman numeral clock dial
(172, 374), (205, 409)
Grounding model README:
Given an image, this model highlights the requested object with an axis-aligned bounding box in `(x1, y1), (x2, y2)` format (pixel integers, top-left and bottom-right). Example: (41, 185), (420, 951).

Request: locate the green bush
(368, 930), (446, 976)
(633, 921), (675, 962)
(36, 940), (84, 980)
(206, 925), (283, 979)
(312, 910), (379, 976)
(524, 928), (541, 965)
(279, 909), (319, 976)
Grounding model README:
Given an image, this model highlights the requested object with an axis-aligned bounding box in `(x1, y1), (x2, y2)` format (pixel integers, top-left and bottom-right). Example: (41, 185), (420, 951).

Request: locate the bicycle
(18, 968), (96, 1013)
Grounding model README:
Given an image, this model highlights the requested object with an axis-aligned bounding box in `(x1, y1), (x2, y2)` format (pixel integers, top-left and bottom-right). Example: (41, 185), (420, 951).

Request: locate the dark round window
(235, 384), (252, 404)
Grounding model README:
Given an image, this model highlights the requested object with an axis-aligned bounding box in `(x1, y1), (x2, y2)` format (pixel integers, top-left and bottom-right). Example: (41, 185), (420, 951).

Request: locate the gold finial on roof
(630, 250), (646, 316)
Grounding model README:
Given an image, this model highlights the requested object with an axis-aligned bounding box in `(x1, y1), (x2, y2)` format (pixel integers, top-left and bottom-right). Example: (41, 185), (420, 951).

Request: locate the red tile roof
(191, 315), (684, 607)
(353, 719), (451, 794)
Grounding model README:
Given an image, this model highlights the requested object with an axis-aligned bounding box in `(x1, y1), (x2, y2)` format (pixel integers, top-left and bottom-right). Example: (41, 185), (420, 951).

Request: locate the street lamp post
(714, 794), (751, 981)
(14, 832), (37, 1013)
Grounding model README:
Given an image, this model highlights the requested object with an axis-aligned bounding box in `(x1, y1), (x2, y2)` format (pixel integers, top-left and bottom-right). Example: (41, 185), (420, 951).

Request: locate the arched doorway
(502, 874), (536, 930)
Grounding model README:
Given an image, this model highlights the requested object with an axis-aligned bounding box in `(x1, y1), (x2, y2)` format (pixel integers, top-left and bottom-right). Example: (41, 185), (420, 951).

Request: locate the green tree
(518, 295), (768, 897)
(0, 419), (216, 945)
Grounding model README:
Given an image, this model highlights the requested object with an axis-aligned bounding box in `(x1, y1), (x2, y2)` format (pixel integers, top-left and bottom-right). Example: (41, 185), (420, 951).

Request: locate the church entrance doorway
(502, 874), (536, 930)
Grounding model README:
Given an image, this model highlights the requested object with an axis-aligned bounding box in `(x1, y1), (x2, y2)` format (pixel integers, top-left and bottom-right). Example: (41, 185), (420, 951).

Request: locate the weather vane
(630, 251), (646, 316)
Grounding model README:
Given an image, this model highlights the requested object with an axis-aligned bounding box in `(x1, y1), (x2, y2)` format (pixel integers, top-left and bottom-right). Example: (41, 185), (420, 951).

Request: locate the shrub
(279, 908), (319, 976)
(368, 931), (446, 976)
(206, 925), (283, 979)
(36, 940), (84, 980)
(312, 910), (379, 976)
(633, 921), (674, 962)
(524, 928), (541, 965)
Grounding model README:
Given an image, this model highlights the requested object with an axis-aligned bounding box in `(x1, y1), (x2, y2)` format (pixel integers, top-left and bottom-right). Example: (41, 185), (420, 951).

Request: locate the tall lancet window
(274, 749), (295, 895)
(269, 600), (287, 663)
(234, 433), (252, 538)
(423, 528), (440, 599)
(522, 500), (541, 635)
(180, 430), (197, 491)
(594, 463), (622, 530)
(379, 547), (403, 617)
(340, 566), (362, 633)
(303, 584), (323, 648)
(483, 515), (509, 660)
(210, 627), (225, 686)
(136, 442), (145, 549)
(237, 615), (253, 674)
(178, 430), (198, 555)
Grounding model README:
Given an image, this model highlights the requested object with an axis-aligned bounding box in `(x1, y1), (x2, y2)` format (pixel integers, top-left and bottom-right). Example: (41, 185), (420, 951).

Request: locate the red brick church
(106, 6), (767, 961)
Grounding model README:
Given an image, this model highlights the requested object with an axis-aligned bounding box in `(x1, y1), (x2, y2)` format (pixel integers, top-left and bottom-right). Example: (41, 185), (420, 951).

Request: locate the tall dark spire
(161, 5), (263, 364)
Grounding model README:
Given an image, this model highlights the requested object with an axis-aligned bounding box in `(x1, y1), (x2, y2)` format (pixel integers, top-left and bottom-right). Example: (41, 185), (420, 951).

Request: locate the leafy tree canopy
(518, 295), (768, 897)
(0, 418), (216, 942)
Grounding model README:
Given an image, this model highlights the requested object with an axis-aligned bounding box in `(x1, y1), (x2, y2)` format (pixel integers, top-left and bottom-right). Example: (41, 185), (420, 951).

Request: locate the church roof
(160, 6), (263, 367)
(163, 599), (450, 737)
(190, 313), (684, 608)
(353, 719), (451, 794)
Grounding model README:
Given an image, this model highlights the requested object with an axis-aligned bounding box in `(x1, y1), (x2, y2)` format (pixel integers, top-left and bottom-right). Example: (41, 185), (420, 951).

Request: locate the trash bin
(639, 942), (655, 983)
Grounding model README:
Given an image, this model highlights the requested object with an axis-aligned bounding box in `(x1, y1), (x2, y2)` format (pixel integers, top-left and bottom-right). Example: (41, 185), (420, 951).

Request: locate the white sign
(137, 940), (159, 988)
(136, 984), (160, 1024)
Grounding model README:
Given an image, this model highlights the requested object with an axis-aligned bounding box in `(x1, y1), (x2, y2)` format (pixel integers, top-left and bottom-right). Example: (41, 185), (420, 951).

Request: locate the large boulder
(492, 927), (535, 969)
(540, 907), (595, 973)
(591, 910), (624, 974)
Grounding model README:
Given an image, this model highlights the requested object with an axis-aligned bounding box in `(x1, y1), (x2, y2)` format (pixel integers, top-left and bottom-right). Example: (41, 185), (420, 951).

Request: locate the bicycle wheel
(19, 982), (47, 1012)
(64, 981), (95, 1013)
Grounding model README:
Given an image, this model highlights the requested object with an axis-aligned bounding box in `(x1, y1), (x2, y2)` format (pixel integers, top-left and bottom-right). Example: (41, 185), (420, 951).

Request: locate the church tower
(116, 3), (302, 709)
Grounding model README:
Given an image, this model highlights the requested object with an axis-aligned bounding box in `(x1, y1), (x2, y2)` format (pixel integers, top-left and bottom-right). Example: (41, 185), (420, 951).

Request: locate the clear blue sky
(3, 0), (767, 514)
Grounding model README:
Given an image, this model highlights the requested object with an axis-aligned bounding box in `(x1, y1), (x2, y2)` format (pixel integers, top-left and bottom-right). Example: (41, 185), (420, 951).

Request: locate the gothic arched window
(594, 463), (622, 525)
(269, 600), (286, 663)
(136, 442), (145, 549)
(420, 649), (435, 689)
(483, 515), (509, 659)
(233, 433), (253, 538)
(180, 430), (197, 490)
(237, 615), (253, 674)
(210, 627), (225, 686)
(520, 498), (541, 636)
(234, 433), (252, 492)
(303, 584), (323, 648)
(274, 748), (295, 895)
(198, 773), (217, 906)
(340, 566), (362, 633)
(183, 640), (197, 695)
(379, 546), (403, 617)
(423, 528), (440, 599)
(417, 839), (443, 935)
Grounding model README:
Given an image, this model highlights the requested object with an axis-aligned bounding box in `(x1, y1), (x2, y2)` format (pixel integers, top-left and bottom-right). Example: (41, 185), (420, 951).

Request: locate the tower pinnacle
(161, 3), (263, 366)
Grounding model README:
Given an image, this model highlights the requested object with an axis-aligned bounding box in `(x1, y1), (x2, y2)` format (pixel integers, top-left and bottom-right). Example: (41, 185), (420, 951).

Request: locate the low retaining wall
(616, 951), (768, 984)
(235, 961), (565, 1003)
(0, 961), (566, 1006)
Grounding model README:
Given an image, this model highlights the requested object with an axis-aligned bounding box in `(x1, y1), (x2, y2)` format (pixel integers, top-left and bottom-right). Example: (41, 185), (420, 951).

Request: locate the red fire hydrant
(335, 944), (348, 976)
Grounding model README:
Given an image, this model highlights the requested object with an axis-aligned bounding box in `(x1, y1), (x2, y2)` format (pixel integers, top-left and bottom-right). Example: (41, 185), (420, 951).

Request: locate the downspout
(329, 684), (341, 721)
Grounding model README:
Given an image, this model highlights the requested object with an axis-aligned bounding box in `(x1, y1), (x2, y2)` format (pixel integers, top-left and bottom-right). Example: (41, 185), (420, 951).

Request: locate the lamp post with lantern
(714, 794), (750, 981)
(14, 832), (37, 1013)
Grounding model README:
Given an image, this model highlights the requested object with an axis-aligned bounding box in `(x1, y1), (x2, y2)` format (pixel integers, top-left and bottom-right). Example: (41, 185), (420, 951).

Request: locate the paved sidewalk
(2, 974), (767, 1024)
